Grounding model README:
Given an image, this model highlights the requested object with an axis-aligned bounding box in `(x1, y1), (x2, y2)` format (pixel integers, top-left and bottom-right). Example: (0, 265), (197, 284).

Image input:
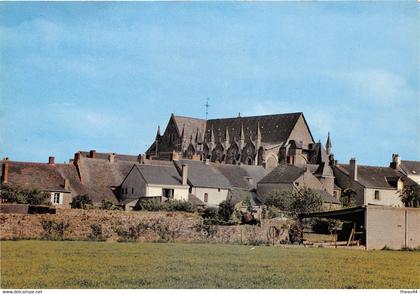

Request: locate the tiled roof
(258, 164), (305, 184)
(212, 163), (269, 190)
(134, 164), (184, 186)
(400, 160), (420, 175)
(79, 151), (140, 162)
(338, 164), (407, 189)
(55, 164), (87, 197)
(0, 160), (67, 192)
(315, 189), (341, 204)
(229, 189), (262, 206)
(173, 115), (207, 141)
(205, 112), (302, 144)
(174, 160), (231, 189)
(77, 157), (135, 203)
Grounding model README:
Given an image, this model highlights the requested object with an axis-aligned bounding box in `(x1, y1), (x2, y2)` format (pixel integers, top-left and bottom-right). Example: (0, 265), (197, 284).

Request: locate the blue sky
(0, 2), (418, 166)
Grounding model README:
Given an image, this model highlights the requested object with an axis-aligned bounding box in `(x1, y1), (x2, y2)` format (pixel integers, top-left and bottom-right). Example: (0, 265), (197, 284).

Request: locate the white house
(120, 164), (189, 208)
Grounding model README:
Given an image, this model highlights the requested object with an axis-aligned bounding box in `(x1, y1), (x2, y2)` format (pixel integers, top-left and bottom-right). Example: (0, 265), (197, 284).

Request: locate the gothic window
(212, 144), (224, 163)
(186, 144), (195, 159)
(241, 142), (255, 164)
(203, 143), (210, 159)
(204, 193), (208, 203)
(226, 143), (239, 164)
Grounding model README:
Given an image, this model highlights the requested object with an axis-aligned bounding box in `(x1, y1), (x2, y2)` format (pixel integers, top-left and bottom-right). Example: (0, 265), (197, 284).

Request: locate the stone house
(120, 164), (189, 206)
(257, 164), (341, 210)
(0, 157), (71, 208)
(333, 158), (416, 207)
(146, 112), (332, 170)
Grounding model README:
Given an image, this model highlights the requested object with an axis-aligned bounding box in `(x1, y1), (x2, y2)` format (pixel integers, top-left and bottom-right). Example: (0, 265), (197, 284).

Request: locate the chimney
(89, 150), (96, 159)
(64, 179), (70, 191)
(74, 152), (81, 166)
(2, 158), (9, 184)
(390, 154), (401, 170)
(349, 158), (358, 182)
(182, 164), (188, 186)
(48, 156), (55, 165)
(108, 153), (115, 163)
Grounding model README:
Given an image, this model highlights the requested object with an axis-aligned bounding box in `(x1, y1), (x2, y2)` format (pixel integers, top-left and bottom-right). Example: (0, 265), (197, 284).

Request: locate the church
(145, 112), (334, 170)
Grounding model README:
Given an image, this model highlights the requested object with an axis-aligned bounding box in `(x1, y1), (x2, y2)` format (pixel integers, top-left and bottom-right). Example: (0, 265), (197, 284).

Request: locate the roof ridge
(208, 112), (303, 121)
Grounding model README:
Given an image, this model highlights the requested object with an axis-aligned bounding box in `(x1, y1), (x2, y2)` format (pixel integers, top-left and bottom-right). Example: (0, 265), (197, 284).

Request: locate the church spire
(326, 132), (332, 155)
(240, 123), (245, 149)
(210, 125), (215, 150)
(155, 125), (161, 139)
(224, 127), (230, 149)
(256, 122), (262, 147)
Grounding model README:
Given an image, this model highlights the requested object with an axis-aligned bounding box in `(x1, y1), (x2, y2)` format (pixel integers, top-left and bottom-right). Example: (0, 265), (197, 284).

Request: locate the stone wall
(0, 209), (290, 245)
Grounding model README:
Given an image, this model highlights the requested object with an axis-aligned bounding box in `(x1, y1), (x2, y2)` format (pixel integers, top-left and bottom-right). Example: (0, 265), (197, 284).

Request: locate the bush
(0, 184), (50, 205)
(135, 199), (163, 211)
(193, 222), (218, 238)
(40, 220), (70, 240)
(218, 200), (235, 222)
(164, 200), (194, 212)
(101, 200), (114, 210)
(289, 221), (303, 244)
(88, 224), (106, 241)
(70, 194), (92, 209)
(113, 222), (150, 242)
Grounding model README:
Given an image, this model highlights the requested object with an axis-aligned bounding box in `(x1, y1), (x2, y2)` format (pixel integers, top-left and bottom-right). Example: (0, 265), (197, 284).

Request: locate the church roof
(172, 114), (206, 141)
(205, 112), (303, 145)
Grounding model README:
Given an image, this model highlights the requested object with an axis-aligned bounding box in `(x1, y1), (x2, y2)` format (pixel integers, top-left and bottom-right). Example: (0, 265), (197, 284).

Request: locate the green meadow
(1, 240), (419, 289)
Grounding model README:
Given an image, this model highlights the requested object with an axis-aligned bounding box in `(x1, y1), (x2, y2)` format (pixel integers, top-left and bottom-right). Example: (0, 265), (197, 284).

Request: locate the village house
(333, 158), (417, 207)
(257, 164), (341, 210)
(389, 154), (420, 184)
(173, 159), (231, 207)
(146, 112), (332, 170)
(120, 163), (189, 210)
(0, 157), (71, 208)
(211, 163), (268, 208)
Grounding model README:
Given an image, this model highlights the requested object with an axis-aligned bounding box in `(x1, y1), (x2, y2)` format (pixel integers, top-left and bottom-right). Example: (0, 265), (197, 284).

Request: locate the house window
(374, 190), (380, 200)
(333, 191), (338, 198)
(204, 193), (208, 203)
(163, 188), (174, 199)
(132, 188), (134, 194)
(218, 188), (221, 192)
(53, 193), (61, 204)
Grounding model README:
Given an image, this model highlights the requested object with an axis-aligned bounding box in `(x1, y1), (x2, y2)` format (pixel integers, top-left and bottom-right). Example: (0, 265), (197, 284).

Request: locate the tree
(341, 188), (357, 207)
(263, 187), (322, 218)
(0, 184), (50, 205)
(399, 185), (420, 208)
(70, 194), (92, 209)
(218, 200), (235, 222)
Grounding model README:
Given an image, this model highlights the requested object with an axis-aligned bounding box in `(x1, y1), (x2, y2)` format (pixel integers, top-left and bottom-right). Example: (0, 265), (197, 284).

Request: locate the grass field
(1, 241), (419, 289)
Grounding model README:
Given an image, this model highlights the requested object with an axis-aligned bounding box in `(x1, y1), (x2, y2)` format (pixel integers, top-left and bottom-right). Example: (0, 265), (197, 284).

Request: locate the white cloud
(334, 69), (415, 106)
